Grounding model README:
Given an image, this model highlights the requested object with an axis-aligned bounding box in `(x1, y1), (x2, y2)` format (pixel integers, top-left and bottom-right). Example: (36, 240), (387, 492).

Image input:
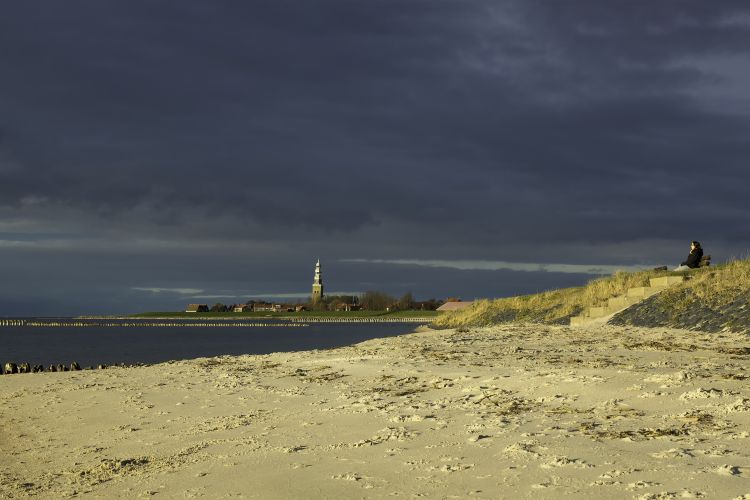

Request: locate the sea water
(0, 318), (421, 367)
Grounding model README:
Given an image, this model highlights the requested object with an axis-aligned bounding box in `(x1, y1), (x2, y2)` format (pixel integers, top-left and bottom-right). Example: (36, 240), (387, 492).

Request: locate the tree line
(204, 292), (444, 313)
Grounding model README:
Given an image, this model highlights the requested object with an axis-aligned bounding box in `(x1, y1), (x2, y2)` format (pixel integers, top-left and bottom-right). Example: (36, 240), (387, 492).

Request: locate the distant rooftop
(436, 301), (474, 312)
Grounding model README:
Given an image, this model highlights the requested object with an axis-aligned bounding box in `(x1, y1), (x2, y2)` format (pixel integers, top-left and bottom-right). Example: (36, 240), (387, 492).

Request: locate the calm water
(0, 318), (420, 367)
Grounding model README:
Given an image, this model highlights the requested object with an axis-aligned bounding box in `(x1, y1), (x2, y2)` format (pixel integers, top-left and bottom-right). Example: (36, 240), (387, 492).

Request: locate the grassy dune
(433, 259), (750, 330)
(612, 258), (750, 333)
(666, 257), (750, 303)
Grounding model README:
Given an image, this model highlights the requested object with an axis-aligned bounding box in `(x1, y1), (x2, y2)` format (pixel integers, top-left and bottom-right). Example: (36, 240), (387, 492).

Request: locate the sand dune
(2, 324), (750, 499)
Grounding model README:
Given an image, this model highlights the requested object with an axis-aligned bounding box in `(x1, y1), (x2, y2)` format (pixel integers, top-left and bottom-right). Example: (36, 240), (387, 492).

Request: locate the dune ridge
(435, 258), (750, 334)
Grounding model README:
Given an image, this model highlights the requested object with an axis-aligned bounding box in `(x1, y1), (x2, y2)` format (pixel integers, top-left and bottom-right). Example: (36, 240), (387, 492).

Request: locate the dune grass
(432, 267), (690, 329)
(654, 257), (750, 309)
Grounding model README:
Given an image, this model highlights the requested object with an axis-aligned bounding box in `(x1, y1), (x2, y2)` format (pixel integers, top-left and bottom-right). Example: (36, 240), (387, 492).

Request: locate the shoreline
(1, 322), (424, 374)
(3, 324), (750, 498)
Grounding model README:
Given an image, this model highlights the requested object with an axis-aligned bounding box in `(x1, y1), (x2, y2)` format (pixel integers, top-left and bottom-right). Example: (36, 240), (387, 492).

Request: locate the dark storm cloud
(1, 1), (750, 313)
(3, 1), (750, 229)
(1, 0), (492, 231)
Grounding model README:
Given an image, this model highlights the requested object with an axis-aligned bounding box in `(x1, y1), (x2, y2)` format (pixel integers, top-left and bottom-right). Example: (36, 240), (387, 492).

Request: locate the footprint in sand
(650, 448), (694, 459)
(435, 463), (474, 472)
(351, 427), (418, 447)
(331, 472), (362, 481)
(723, 398), (750, 413)
(643, 370), (694, 387)
(715, 464), (743, 476)
(540, 456), (591, 469)
(626, 480), (661, 490)
(679, 388), (736, 400)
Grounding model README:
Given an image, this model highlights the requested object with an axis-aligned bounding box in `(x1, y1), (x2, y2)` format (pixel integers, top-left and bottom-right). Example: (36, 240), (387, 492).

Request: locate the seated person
(674, 241), (703, 271)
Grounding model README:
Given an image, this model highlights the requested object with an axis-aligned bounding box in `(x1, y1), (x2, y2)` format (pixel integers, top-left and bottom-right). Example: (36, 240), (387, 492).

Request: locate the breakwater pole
(2, 361), (143, 375)
(0, 319), (26, 326)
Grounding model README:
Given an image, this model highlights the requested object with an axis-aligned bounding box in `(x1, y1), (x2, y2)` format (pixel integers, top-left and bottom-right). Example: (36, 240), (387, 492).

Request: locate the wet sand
(2, 324), (750, 499)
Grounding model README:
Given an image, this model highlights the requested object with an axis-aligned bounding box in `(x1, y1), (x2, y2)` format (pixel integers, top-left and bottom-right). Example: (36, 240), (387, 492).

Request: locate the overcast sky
(2, 1), (750, 315)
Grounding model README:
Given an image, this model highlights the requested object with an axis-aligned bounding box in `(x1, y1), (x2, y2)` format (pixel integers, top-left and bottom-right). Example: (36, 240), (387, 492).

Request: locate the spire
(311, 259), (324, 303)
(313, 259), (322, 285)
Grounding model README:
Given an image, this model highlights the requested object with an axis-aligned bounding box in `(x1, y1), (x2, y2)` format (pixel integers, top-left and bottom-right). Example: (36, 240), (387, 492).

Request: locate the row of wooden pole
(1, 318), (431, 327)
(0, 319), (25, 326)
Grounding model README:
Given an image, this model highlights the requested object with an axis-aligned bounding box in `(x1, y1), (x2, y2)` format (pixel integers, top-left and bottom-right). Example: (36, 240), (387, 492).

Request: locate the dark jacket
(682, 248), (703, 268)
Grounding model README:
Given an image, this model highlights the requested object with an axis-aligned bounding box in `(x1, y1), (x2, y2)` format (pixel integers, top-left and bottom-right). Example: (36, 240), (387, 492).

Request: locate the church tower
(311, 259), (324, 303)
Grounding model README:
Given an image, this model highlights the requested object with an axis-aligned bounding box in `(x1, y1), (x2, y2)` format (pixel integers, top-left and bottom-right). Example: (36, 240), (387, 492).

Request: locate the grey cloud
(341, 258), (654, 275)
(131, 287), (204, 295)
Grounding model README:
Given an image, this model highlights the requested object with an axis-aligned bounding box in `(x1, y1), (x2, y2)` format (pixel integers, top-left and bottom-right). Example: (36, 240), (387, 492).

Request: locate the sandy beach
(2, 324), (750, 499)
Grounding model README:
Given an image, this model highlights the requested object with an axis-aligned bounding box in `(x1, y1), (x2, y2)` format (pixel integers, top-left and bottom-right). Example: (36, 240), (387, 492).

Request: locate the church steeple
(311, 259), (324, 303)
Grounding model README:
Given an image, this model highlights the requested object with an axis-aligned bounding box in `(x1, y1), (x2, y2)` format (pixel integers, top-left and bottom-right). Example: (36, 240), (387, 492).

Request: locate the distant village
(185, 260), (470, 313)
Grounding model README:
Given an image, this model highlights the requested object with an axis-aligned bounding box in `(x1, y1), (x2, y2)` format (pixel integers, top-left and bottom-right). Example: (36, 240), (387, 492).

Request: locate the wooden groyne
(0, 319), (25, 326)
(2, 361), (141, 375)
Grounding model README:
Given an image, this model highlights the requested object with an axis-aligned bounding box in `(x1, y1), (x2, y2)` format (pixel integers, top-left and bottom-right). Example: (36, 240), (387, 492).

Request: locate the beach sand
(2, 324), (750, 499)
